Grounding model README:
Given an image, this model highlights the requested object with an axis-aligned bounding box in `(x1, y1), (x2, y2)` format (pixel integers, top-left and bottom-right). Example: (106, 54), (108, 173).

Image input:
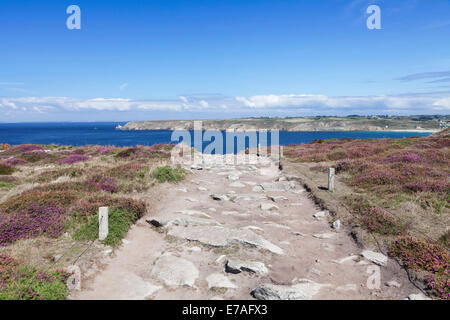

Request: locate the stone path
(72, 154), (422, 300)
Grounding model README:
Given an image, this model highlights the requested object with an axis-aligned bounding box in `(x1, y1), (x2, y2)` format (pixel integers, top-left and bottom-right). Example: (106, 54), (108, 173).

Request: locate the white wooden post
(257, 143), (261, 156)
(328, 168), (335, 192)
(280, 146), (284, 158)
(99, 207), (109, 241)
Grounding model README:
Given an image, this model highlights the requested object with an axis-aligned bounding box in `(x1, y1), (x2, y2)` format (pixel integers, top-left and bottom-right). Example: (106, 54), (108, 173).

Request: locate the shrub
(1, 191), (77, 214)
(0, 164), (15, 175)
(152, 166), (186, 183)
(58, 154), (89, 165)
(71, 195), (146, 218)
(86, 175), (118, 193)
(0, 255), (70, 300)
(0, 204), (66, 246)
(1, 157), (27, 166)
(390, 236), (449, 299)
(359, 207), (406, 235)
(115, 148), (138, 158)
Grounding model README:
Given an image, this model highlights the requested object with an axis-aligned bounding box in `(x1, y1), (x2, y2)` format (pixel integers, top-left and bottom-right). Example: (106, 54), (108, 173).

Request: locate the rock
(291, 231), (307, 237)
(225, 259), (268, 275)
(168, 225), (284, 255)
(407, 293), (431, 300)
(122, 239), (131, 245)
(144, 284), (163, 299)
(176, 210), (211, 218)
(146, 216), (217, 228)
(186, 246), (202, 252)
(268, 196), (288, 202)
(251, 280), (328, 300)
(336, 284), (357, 292)
(312, 233), (334, 239)
(260, 182), (292, 192)
(313, 211), (326, 219)
(308, 268), (321, 276)
(361, 250), (388, 266)
(210, 194), (229, 201)
(244, 225), (263, 232)
(386, 280), (401, 288)
(185, 197), (199, 203)
(332, 220), (341, 230)
(252, 186), (264, 192)
(191, 164), (203, 170)
(235, 195), (266, 201)
(150, 254), (199, 287)
(332, 255), (359, 265)
(260, 203), (279, 211)
(103, 249), (113, 256)
(52, 254), (63, 262)
(216, 255), (227, 264)
(208, 208), (217, 212)
(177, 187), (188, 193)
(229, 182), (245, 188)
(206, 273), (237, 289)
(244, 181), (257, 186)
(228, 175), (240, 181)
(197, 186), (208, 191)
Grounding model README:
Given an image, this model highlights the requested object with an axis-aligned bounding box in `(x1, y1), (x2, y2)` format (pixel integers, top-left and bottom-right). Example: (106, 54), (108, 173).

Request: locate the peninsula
(117, 115), (449, 132)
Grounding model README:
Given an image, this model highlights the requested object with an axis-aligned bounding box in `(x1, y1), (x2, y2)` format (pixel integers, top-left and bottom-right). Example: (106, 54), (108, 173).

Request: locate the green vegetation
(152, 166), (187, 183)
(72, 208), (138, 247)
(0, 164), (15, 175)
(0, 255), (70, 300)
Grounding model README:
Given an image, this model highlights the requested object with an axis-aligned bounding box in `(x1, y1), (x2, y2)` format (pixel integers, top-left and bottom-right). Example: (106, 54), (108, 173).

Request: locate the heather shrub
(107, 162), (146, 179)
(359, 207), (406, 235)
(20, 151), (47, 163)
(36, 168), (84, 183)
(71, 195), (146, 218)
(58, 154), (89, 165)
(0, 255), (70, 300)
(1, 157), (27, 166)
(152, 166), (186, 183)
(115, 147), (138, 158)
(390, 237), (449, 299)
(0, 205), (66, 246)
(0, 164), (15, 175)
(1, 191), (77, 214)
(86, 175), (118, 193)
(0, 144), (10, 150)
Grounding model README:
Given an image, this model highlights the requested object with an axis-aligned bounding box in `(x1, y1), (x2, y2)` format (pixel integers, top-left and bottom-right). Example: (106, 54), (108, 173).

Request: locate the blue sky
(0, 0), (449, 121)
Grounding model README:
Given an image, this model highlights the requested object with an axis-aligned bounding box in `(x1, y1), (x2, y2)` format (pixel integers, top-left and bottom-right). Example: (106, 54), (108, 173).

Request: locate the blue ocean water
(0, 122), (432, 152)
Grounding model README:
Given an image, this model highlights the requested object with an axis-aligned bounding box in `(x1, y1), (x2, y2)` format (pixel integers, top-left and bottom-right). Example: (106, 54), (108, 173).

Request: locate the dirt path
(72, 154), (422, 300)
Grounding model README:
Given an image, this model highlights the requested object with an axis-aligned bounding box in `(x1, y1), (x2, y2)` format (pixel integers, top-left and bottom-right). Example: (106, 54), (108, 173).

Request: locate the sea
(0, 122), (432, 153)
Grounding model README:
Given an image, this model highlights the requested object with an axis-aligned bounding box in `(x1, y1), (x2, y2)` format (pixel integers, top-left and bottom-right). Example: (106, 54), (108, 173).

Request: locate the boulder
(151, 254), (199, 287)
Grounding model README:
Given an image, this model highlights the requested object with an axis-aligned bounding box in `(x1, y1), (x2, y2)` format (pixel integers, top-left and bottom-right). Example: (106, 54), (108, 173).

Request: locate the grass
(152, 166), (187, 183)
(0, 181), (14, 189)
(72, 208), (138, 247)
(0, 255), (70, 300)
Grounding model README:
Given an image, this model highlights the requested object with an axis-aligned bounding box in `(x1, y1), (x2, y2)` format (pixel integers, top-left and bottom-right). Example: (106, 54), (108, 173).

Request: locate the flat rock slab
(151, 254), (199, 287)
(225, 259), (268, 275)
(229, 182), (246, 188)
(361, 250), (388, 266)
(260, 182), (292, 192)
(167, 225), (284, 255)
(251, 280), (328, 300)
(206, 273), (237, 289)
(260, 202), (279, 211)
(147, 216), (218, 228)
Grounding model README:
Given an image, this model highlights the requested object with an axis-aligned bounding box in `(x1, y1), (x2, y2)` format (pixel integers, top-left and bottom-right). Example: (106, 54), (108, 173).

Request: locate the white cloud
(0, 92), (449, 118)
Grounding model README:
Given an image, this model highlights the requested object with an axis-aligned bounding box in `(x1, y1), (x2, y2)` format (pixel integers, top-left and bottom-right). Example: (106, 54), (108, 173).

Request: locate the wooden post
(280, 146), (284, 158)
(257, 143), (261, 156)
(328, 168), (335, 192)
(99, 207), (109, 241)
